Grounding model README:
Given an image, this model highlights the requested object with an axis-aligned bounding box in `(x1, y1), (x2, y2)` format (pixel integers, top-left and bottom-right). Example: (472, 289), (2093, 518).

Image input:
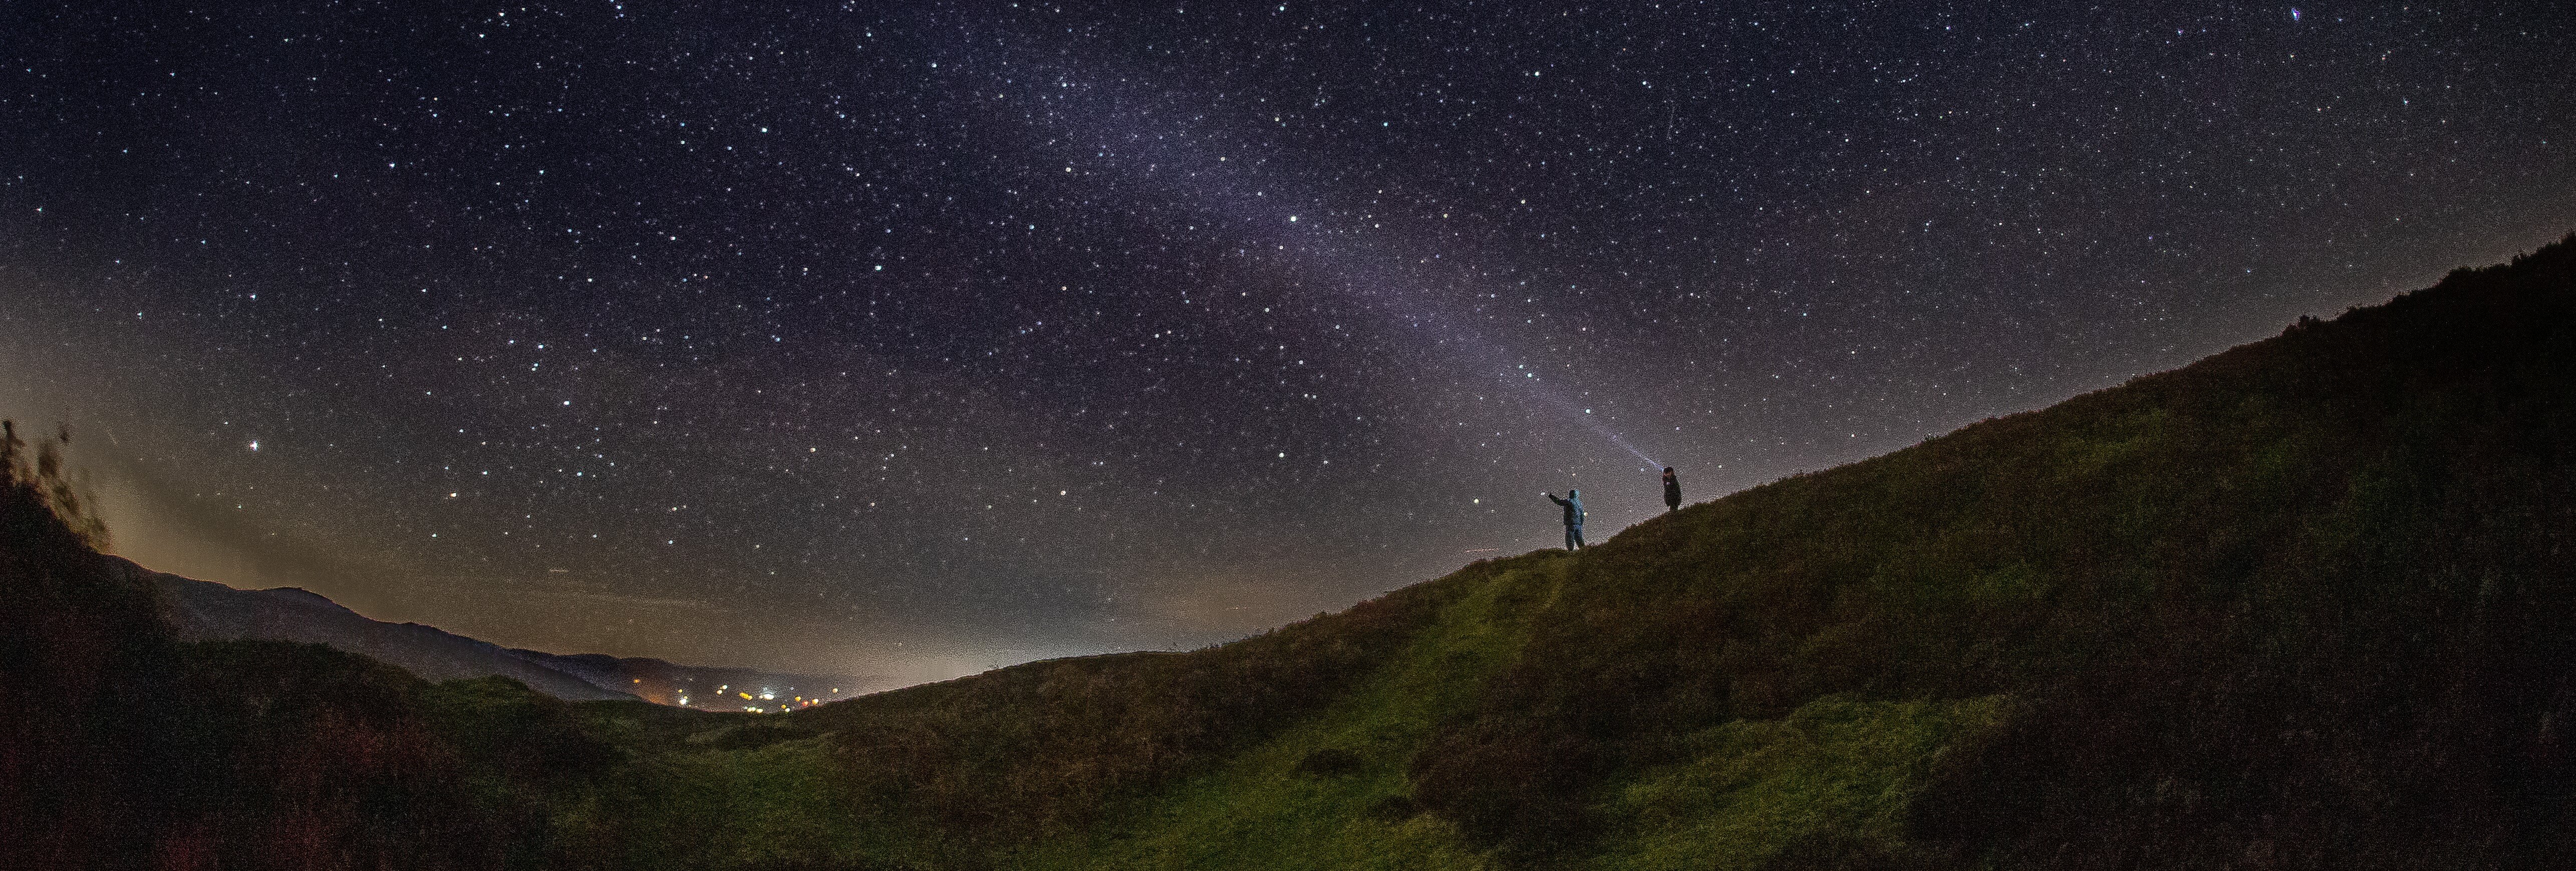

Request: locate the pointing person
(1544, 489), (1586, 550)
(1662, 466), (1681, 512)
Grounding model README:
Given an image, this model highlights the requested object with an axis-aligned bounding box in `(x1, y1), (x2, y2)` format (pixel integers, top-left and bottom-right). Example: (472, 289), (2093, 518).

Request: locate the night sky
(4, 2), (2570, 687)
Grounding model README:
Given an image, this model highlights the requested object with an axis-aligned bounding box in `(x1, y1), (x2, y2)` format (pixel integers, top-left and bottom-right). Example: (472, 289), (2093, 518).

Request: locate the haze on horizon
(3, 1), (2570, 685)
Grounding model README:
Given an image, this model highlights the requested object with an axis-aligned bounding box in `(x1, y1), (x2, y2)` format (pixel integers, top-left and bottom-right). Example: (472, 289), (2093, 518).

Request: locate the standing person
(1662, 467), (1682, 512)
(1544, 489), (1586, 550)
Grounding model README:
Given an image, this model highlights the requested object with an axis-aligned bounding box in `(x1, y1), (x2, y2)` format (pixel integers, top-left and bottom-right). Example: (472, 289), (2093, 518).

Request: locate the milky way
(4, 2), (2570, 685)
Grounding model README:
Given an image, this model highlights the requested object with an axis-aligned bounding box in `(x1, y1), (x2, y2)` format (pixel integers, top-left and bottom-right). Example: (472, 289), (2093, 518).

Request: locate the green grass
(548, 710), (948, 871)
(1589, 694), (2008, 870)
(1015, 554), (2010, 871)
(1018, 552), (1571, 870)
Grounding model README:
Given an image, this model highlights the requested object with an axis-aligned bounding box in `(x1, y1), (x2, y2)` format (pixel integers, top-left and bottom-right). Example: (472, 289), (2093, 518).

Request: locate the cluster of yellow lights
(667, 682), (850, 711)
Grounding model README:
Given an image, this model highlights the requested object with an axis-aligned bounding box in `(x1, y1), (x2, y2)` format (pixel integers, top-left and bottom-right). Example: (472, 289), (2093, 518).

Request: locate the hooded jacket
(1547, 491), (1585, 527)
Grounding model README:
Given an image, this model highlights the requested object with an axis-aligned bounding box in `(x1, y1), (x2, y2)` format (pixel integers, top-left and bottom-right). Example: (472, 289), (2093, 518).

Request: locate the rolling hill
(148, 566), (880, 709)
(5, 234), (2574, 869)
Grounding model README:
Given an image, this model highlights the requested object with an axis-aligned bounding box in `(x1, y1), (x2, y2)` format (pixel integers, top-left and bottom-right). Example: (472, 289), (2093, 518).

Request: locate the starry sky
(4, 1), (2571, 687)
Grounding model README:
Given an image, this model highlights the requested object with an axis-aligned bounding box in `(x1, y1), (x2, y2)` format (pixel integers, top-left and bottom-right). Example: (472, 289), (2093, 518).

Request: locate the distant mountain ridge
(142, 559), (873, 709)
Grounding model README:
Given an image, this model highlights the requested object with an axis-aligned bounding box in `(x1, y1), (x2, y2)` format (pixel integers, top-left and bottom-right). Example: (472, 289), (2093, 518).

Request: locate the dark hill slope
(1396, 238), (2576, 865)
(0, 432), (639, 869)
(149, 567), (639, 703)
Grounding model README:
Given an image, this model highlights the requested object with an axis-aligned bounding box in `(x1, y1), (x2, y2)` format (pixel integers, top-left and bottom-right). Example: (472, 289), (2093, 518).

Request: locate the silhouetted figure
(1545, 489), (1586, 550)
(1662, 467), (1681, 512)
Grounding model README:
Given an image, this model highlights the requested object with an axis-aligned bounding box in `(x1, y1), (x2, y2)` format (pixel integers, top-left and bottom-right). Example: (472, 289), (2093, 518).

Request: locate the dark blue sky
(4, 1), (2570, 686)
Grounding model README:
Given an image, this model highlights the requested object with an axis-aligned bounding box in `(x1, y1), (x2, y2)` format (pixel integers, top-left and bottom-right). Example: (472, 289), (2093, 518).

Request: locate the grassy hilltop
(7, 236), (2576, 869)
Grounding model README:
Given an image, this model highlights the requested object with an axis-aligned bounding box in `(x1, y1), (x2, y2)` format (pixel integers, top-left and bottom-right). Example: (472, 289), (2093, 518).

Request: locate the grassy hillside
(1396, 237), (2576, 867)
(6, 235), (2575, 868)
(1014, 550), (1566, 870)
(1009, 234), (2576, 868)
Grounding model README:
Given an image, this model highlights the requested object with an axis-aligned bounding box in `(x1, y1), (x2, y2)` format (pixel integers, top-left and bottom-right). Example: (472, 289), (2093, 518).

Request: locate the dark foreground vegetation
(7, 236), (2576, 868)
